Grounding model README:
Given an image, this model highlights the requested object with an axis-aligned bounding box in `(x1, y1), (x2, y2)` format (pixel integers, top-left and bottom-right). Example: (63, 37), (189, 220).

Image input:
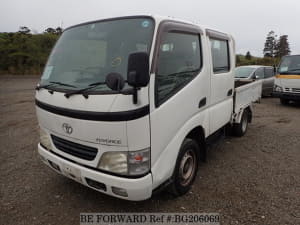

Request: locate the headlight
(274, 85), (282, 92)
(98, 152), (127, 175)
(39, 127), (52, 150)
(98, 148), (150, 176)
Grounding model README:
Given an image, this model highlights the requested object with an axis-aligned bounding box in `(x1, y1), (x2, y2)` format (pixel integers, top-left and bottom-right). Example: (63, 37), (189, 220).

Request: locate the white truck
(36, 15), (262, 201)
(273, 55), (300, 104)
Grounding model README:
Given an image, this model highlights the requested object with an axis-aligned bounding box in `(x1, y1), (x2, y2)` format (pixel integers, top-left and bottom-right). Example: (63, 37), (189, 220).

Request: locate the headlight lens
(98, 148), (150, 176)
(98, 152), (128, 175)
(39, 128), (52, 150)
(274, 85), (283, 92)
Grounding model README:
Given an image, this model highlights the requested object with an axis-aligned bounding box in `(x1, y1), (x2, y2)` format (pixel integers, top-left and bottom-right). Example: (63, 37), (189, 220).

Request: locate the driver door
(149, 21), (209, 171)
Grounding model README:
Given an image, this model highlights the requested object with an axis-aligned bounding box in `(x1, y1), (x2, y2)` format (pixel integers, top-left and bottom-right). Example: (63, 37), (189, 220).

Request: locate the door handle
(198, 97), (206, 108)
(227, 89), (233, 96)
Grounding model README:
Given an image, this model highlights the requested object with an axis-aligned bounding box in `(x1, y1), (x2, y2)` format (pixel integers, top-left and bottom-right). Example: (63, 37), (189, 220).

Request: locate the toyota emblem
(62, 123), (73, 134)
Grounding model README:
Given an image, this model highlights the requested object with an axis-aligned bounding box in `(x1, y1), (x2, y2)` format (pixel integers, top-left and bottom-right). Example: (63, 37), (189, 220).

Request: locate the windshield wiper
(64, 81), (106, 99)
(36, 81), (77, 91)
(157, 70), (198, 78)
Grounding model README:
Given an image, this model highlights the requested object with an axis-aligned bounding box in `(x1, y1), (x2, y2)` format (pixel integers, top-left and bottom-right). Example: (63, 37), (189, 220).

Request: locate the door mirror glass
(127, 52), (149, 87)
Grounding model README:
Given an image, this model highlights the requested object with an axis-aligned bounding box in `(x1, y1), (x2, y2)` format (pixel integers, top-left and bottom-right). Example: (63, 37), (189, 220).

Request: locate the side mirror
(127, 52), (150, 87)
(255, 75), (259, 79)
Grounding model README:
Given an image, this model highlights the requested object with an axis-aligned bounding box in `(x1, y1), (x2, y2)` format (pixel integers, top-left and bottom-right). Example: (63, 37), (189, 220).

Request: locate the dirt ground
(0, 76), (299, 225)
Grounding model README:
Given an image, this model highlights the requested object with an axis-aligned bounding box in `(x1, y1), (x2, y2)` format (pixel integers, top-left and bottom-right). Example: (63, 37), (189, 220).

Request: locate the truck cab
(36, 15), (259, 201)
(273, 55), (300, 104)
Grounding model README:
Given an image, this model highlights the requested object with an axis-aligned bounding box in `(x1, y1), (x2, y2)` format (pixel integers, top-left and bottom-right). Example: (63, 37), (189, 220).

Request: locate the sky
(1, 0), (299, 56)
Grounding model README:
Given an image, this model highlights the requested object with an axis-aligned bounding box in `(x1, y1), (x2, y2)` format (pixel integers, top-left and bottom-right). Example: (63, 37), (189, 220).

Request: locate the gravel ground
(0, 76), (299, 225)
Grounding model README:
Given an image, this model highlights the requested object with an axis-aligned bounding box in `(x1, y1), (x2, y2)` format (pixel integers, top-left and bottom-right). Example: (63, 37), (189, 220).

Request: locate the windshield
(40, 17), (154, 91)
(278, 55), (300, 74)
(235, 67), (256, 78)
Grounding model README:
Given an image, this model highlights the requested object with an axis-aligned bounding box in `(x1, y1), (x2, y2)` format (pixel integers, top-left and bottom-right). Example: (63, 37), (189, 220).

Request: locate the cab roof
(65, 14), (231, 38)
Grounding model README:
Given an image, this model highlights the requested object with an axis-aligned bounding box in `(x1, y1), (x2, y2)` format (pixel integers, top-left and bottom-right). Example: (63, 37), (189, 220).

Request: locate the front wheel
(169, 138), (199, 196)
(233, 109), (249, 137)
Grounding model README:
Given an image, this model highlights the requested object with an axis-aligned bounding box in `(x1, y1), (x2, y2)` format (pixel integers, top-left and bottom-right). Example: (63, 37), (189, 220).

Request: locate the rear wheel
(280, 98), (289, 105)
(233, 109), (249, 137)
(169, 138), (199, 196)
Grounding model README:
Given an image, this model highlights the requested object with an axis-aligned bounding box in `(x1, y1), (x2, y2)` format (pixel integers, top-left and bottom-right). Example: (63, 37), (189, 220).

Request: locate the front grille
(51, 135), (98, 160)
(285, 88), (300, 93)
(292, 88), (300, 93)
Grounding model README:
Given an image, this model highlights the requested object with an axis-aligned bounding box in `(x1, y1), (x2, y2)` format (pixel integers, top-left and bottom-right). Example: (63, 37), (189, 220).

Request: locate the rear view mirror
(127, 52), (150, 87)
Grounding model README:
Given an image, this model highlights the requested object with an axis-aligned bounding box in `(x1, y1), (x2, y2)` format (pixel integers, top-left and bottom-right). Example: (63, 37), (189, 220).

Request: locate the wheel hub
(179, 149), (196, 186)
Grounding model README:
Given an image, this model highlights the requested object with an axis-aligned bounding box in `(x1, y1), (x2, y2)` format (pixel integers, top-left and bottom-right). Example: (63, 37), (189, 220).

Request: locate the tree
(245, 51), (252, 60)
(263, 31), (277, 58)
(55, 27), (63, 35)
(236, 55), (241, 65)
(18, 26), (31, 35)
(44, 27), (63, 35)
(44, 27), (56, 34)
(0, 28), (59, 75)
(275, 35), (291, 58)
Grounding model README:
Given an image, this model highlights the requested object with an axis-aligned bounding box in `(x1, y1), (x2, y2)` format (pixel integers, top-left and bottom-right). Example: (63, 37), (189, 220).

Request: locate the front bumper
(38, 144), (153, 201)
(272, 91), (300, 100)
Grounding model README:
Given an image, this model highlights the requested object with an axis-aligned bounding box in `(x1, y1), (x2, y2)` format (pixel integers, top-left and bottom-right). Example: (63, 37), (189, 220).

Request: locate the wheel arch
(234, 105), (253, 124)
(185, 126), (206, 161)
(246, 105), (252, 123)
(153, 125), (207, 194)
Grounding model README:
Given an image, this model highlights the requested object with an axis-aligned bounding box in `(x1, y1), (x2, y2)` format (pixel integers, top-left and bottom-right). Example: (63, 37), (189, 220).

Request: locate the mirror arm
(132, 87), (138, 104)
(119, 85), (139, 105)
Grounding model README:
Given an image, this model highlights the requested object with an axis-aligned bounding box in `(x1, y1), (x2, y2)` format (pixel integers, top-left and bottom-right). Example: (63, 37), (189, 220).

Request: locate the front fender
(151, 109), (209, 189)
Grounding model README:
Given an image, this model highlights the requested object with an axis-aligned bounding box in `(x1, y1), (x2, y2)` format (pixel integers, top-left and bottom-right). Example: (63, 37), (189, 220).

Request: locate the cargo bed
(232, 80), (262, 123)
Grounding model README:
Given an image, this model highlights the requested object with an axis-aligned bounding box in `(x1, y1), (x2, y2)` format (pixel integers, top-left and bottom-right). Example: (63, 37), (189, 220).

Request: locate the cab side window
(156, 32), (201, 106)
(210, 39), (230, 73)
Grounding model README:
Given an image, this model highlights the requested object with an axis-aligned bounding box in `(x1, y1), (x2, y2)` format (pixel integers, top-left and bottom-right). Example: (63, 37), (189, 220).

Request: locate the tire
(169, 138), (199, 196)
(233, 109), (249, 137)
(280, 98), (289, 105)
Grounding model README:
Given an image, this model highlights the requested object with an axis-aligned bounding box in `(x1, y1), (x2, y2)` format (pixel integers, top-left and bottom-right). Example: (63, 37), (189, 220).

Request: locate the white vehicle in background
(235, 65), (275, 96)
(35, 15), (262, 201)
(273, 55), (300, 104)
